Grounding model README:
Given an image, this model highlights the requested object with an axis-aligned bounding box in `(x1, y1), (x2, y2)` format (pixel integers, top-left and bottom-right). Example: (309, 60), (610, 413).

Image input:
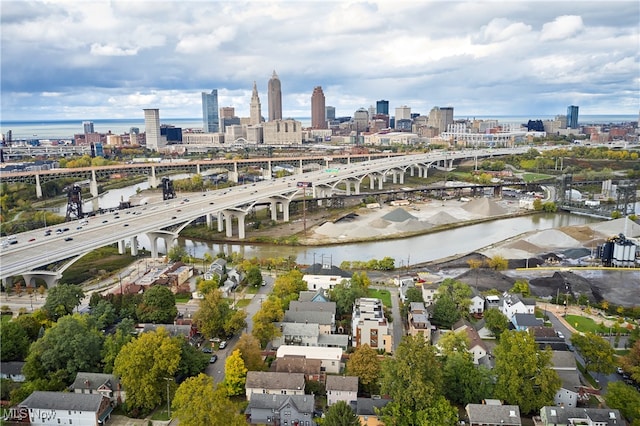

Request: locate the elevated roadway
(1, 147), (533, 283)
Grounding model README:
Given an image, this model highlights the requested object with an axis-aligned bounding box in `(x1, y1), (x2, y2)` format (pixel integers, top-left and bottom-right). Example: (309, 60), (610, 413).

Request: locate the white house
(451, 320), (488, 365)
(71, 372), (125, 404)
(0, 361), (25, 383)
(302, 263), (352, 291)
(245, 371), (305, 400)
(276, 345), (343, 374)
(469, 288), (485, 315)
(551, 351), (581, 409)
(326, 375), (358, 407)
(18, 391), (112, 426)
(501, 293), (536, 320)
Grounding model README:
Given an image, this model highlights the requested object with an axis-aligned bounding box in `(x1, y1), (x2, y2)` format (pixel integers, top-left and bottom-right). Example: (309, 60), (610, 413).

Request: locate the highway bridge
(0, 147), (536, 285)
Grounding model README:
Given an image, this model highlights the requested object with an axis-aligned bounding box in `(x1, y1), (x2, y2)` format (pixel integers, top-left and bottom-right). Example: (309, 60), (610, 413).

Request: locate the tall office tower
(202, 90), (219, 133)
(250, 81), (262, 126)
(395, 105), (412, 120)
(311, 86), (327, 129)
(567, 105), (579, 129)
(325, 106), (336, 121)
(267, 70), (282, 121)
(368, 105), (376, 118)
(83, 121), (94, 134)
(376, 100), (389, 115)
(143, 108), (163, 151)
(353, 108), (369, 132)
(220, 106), (235, 119)
(428, 106), (454, 134)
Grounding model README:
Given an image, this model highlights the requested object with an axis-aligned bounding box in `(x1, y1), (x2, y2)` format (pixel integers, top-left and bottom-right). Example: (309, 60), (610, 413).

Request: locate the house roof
(71, 372), (120, 392)
(303, 263), (352, 278)
(0, 361), (24, 376)
(284, 310), (334, 325)
(530, 326), (559, 339)
(465, 403), (522, 425)
(274, 355), (322, 375)
(141, 324), (192, 337)
(20, 391), (107, 412)
(551, 351), (578, 370)
(277, 322), (320, 337)
(512, 313), (544, 327)
(276, 345), (343, 360)
(556, 370), (581, 391)
(318, 334), (350, 347)
(298, 290), (329, 302)
(326, 375), (358, 392)
(355, 397), (391, 416)
(409, 302), (426, 312)
(289, 300), (336, 314)
(245, 394), (315, 413)
(540, 406), (623, 425)
(245, 371), (305, 391)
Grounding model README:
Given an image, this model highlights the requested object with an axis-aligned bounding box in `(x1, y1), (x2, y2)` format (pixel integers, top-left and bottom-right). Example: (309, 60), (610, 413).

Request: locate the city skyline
(1, 1), (638, 121)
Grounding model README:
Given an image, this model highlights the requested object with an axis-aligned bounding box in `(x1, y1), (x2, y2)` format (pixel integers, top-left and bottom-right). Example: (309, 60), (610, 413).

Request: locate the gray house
(71, 372), (125, 404)
(539, 406), (624, 425)
(245, 394), (316, 426)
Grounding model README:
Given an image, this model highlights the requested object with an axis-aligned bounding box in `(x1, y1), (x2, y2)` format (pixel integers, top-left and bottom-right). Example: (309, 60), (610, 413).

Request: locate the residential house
(0, 361), (25, 382)
(485, 295), (501, 310)
(352, 298), (392, 352)
(245, 394), (316, 426)
(465, 402), (522, 426)
(204, 258), (227, 281)
(272, 322), (321, 348)
(245, 371), (305, 401)
(274, 355), (324, 383)
(469, 288), (485, 315)
(407, 302), (432, 341)
(71, 372), (125, 404)
(276, 345), (343, 374)
(451, 320), (489, 365)
(511, 313), (544, 331)
(502, 293), (536, 320)
(531, 326), (570, 351)
(18, 391), (113, 426)
(326, 375), (358, 407)
(302, 263), (352, 291)
(538, 406), (624, 425)
(298, 290), (330, 303)
(354, 397), (392, 426)
(550, 351), (581, 408)
(419, 281), (440, 306)
(286, 301), (337, 334)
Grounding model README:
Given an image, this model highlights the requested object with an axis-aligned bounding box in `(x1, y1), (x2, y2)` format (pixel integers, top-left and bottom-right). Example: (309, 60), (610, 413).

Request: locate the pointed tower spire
(250, 81), (262, 125)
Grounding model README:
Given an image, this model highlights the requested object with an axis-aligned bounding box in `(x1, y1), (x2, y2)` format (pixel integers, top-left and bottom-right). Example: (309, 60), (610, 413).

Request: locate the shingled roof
(20, 391), (107, 412)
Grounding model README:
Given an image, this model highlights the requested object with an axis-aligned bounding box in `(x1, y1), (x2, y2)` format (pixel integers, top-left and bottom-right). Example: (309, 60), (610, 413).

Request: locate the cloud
(90, 43), (138, 56)
(540, 15), (584, 41)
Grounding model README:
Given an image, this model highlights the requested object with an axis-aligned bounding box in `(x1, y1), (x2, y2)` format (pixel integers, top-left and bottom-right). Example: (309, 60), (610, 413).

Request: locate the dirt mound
(462, 198), (508, 216)
(525, 229), (581, 248)
(455, 268), (516, 292)
(426, 211), (459, 226)
(590, 217), (640, 238)
(369, 218), (391, 229)
(382, 208), (417, 222)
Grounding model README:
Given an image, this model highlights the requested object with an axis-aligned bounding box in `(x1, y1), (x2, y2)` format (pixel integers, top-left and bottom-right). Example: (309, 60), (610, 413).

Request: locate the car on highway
(209, 355), (218, 363)
(28, 238), (36, 242)
(64, 237), (73, 241)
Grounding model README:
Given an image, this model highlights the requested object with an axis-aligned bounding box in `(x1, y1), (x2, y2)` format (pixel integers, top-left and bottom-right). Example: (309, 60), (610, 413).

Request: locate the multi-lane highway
(1, 148), (531, 280)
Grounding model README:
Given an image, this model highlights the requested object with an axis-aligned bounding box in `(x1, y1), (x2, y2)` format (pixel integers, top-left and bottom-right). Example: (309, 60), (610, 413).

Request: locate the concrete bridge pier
(22, 271), (61, 288)
(369, 174), (377, 190)
(344, 180), (352, 196)
(378, 174), (385, 190)
(90, 170), (99, 198)
(148, 166), (158, 188)
(117, 240), (126, 255)
(228, 171), (239, 183)
(35, 174), (43, 199)
(206, 213), (213, 229)
(353, 180), (361, 195)
(223, 211), (247, 239)
(217, 212), (224, 232)
(130, 236), (139, 256)
(146, 231), (177, 258)
(2, 277), (13, 291)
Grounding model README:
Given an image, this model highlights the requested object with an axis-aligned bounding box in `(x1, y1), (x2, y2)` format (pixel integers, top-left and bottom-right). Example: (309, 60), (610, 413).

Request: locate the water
(2, 115), (636, 141)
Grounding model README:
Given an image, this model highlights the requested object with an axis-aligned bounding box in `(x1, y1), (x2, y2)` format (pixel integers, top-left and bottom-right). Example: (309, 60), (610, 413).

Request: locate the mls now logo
(1, 406), (29, 421)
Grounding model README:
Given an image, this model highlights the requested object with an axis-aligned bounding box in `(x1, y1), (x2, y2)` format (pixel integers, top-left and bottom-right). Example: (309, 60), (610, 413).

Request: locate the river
(53, 179), (605, 267)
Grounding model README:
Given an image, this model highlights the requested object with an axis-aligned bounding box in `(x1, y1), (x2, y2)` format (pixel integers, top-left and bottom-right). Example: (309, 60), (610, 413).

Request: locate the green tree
(570, 332), (616, 376)
(13, 313), (46, 341)
(605, 381), (640, 423)
(224, 309), (247, 337)
(136, 285), (178, 324)
(0, 320), (30, 361)
(90, 299), (118, 330)
(329, 280), (368, 319)
(486, 255), (508, 271)
(621, 340), (640, 384)
(172, 374), (246, 426)
(510, 279), (530, 297)
(24, 314), (104, 384)
(431, 293), (460, 328)
(252, 296), (284, 347)
(272, 269), (307, 309)
(484, 308), (510, 338)
(401, 286), (424, 318)
(101, 320), (135, 374)
(168, 245), (188, 262)
(323, 400), (360, 426)
(246, 266), (263, 288)
(176, 337), (209, 378)
(346, 344), (381, 396)
(42, 284), (84, 320)
(443, 351), (494, 405)
(379, 335), (458, 425)
(235, 333), (265, 371)
(493, 331), (561, 414)
(437, 330), (470, 357)
(224, 349), (247, 396)
(194, 289), (231, 339)
(113, 327), (182, 415)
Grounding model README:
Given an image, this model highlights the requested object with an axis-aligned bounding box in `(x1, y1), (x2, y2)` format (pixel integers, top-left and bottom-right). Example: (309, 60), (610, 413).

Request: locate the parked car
(219, 341), (227, 349)
(202, 347), (212, 353)
(209, 355), (218, 363)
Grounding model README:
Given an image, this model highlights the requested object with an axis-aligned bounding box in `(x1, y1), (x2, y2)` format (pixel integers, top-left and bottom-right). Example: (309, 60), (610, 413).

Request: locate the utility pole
(164, 377), (173, 418)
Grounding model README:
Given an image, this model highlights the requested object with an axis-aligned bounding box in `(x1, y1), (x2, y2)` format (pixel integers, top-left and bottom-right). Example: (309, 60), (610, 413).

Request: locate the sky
(1, 0), (639, 122)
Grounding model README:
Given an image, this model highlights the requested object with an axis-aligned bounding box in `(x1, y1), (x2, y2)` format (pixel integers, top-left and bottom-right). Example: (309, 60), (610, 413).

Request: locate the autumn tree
(324, 400), (360, 426)
(197, 276), (220, 295)
(510, 279), (530, 297)
(605, 381), (640, 423)
(101, 319), (135, 374)
(252, 296), (284, 347)
(379, 335), (458, 425)
(570, 332), (616, 376)
(224, 309), (247, 337)
(42, 284), (84, 320)
(23, 314), (104, 387)
(136, 285), (178, 324)
(493, 331), (561, 414)
(172, 374), (246, 426)
(486, 255), (508, 271)
(437, 330), (470, 357)
(272, 269), (307, 309)
(235, 333), (265, 371)
(224, 349), (248, 396)
(194, 289), (231, 339)
(346, 344), (381, 396)
(484, 308), (510, 338)
(620, 340), (640, 384)
(114, 327), (182, 415)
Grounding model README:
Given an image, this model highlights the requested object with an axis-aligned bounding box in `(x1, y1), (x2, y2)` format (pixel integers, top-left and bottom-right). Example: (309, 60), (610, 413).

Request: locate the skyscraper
(143, 108), (163, 151)
(83, 121), (94, 134)
(202, 90), (219, 133)
(428, 106), (454, 134)
(325, 106), (336, 121)
(311, 86), (327, 129)
(567, 105), (579, 129)
(250, 82), (262, 126)
(376, 100), (389, 115)
(268, 70), (282, 121)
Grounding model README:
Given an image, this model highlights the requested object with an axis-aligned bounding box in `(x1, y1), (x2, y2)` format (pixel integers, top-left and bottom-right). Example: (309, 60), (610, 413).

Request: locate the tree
(24, 314), (104, 384)
(42, 284), (84, 320)
(194, 289), (231, 339)
(346, 344), (381, 396)
(329, 280), (368, 318)
(484, 308), (510, 338)
(114, 327), (182, 415)
(168, 245), (188, 262)
(0, 320), (30, 361)
(621, 340), (640, 384)
(438, 279), (472, 312)
(323, 400), (360, 426)
(101, 320), (135, 374)
(246, 266), (263, 288)
(224, 309), (247, 337)
(172, 374), (246, 426)
(437, 330), (470, 358)
(493, 331), (561, 414)
(510, 279), (530, 297)
(197, 276), (220, 295)
(272, 270), (307, 309)
(136, 285), (178, 324)
(443, 351), (494, 405)
(224, 349), (247, 396)
(235, 333), (265, 371)
(176, 337), (209, 378)
(570, 332), (616, 376)
(252, 296), (284, 347)
(90, 299), (118, 330)
(379, 335), (458, 426)
(431, 293), (460, 328)
(486, 255), (508, 271)
(605, 381), (640, 423)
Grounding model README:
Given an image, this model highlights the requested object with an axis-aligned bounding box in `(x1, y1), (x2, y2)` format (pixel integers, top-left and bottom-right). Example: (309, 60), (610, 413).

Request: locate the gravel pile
(525, 229), (582, 248)
(426, 211), (459, 226)
(382, 208), (417, 222)
(589, 217), (640, 238)
(462, 197), (508, 216)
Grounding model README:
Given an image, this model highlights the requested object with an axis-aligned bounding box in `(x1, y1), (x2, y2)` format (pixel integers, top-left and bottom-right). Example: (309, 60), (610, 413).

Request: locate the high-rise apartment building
(376, 100), (389, 115)
(83, 121), (94, 134)
(395, 105), (412, 121)
(250, 82), (262, 126)
(267, 70), (282, 121)
(353, 108), (369, 132)
(143, 108), (164, 151)
(202, 90), (219, 133)
(311, 86), (327, 129)
(567, 105), (579, 129)
(428, 106), (454, 134)
(325, 106), (336, 121)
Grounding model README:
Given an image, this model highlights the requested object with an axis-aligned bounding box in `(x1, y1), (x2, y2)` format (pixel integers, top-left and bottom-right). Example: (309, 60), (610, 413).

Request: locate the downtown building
(311, 86), (327, 129)
(267, 71), (282, 121)
(202, 90), (219, 133)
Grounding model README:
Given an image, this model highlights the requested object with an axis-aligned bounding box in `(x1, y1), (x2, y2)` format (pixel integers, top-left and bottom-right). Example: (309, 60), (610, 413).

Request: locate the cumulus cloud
(90, 43), (138, 56)
(540, 15), (584, 41)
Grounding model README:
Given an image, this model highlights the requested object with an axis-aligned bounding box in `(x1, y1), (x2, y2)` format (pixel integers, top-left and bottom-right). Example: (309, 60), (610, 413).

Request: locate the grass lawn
(175, 294), (191, 303)
(368, 289), (392, 308)
(235, 299), (251, 308)
(522, 172), (555, 182)
(565, 314), (607, 333)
